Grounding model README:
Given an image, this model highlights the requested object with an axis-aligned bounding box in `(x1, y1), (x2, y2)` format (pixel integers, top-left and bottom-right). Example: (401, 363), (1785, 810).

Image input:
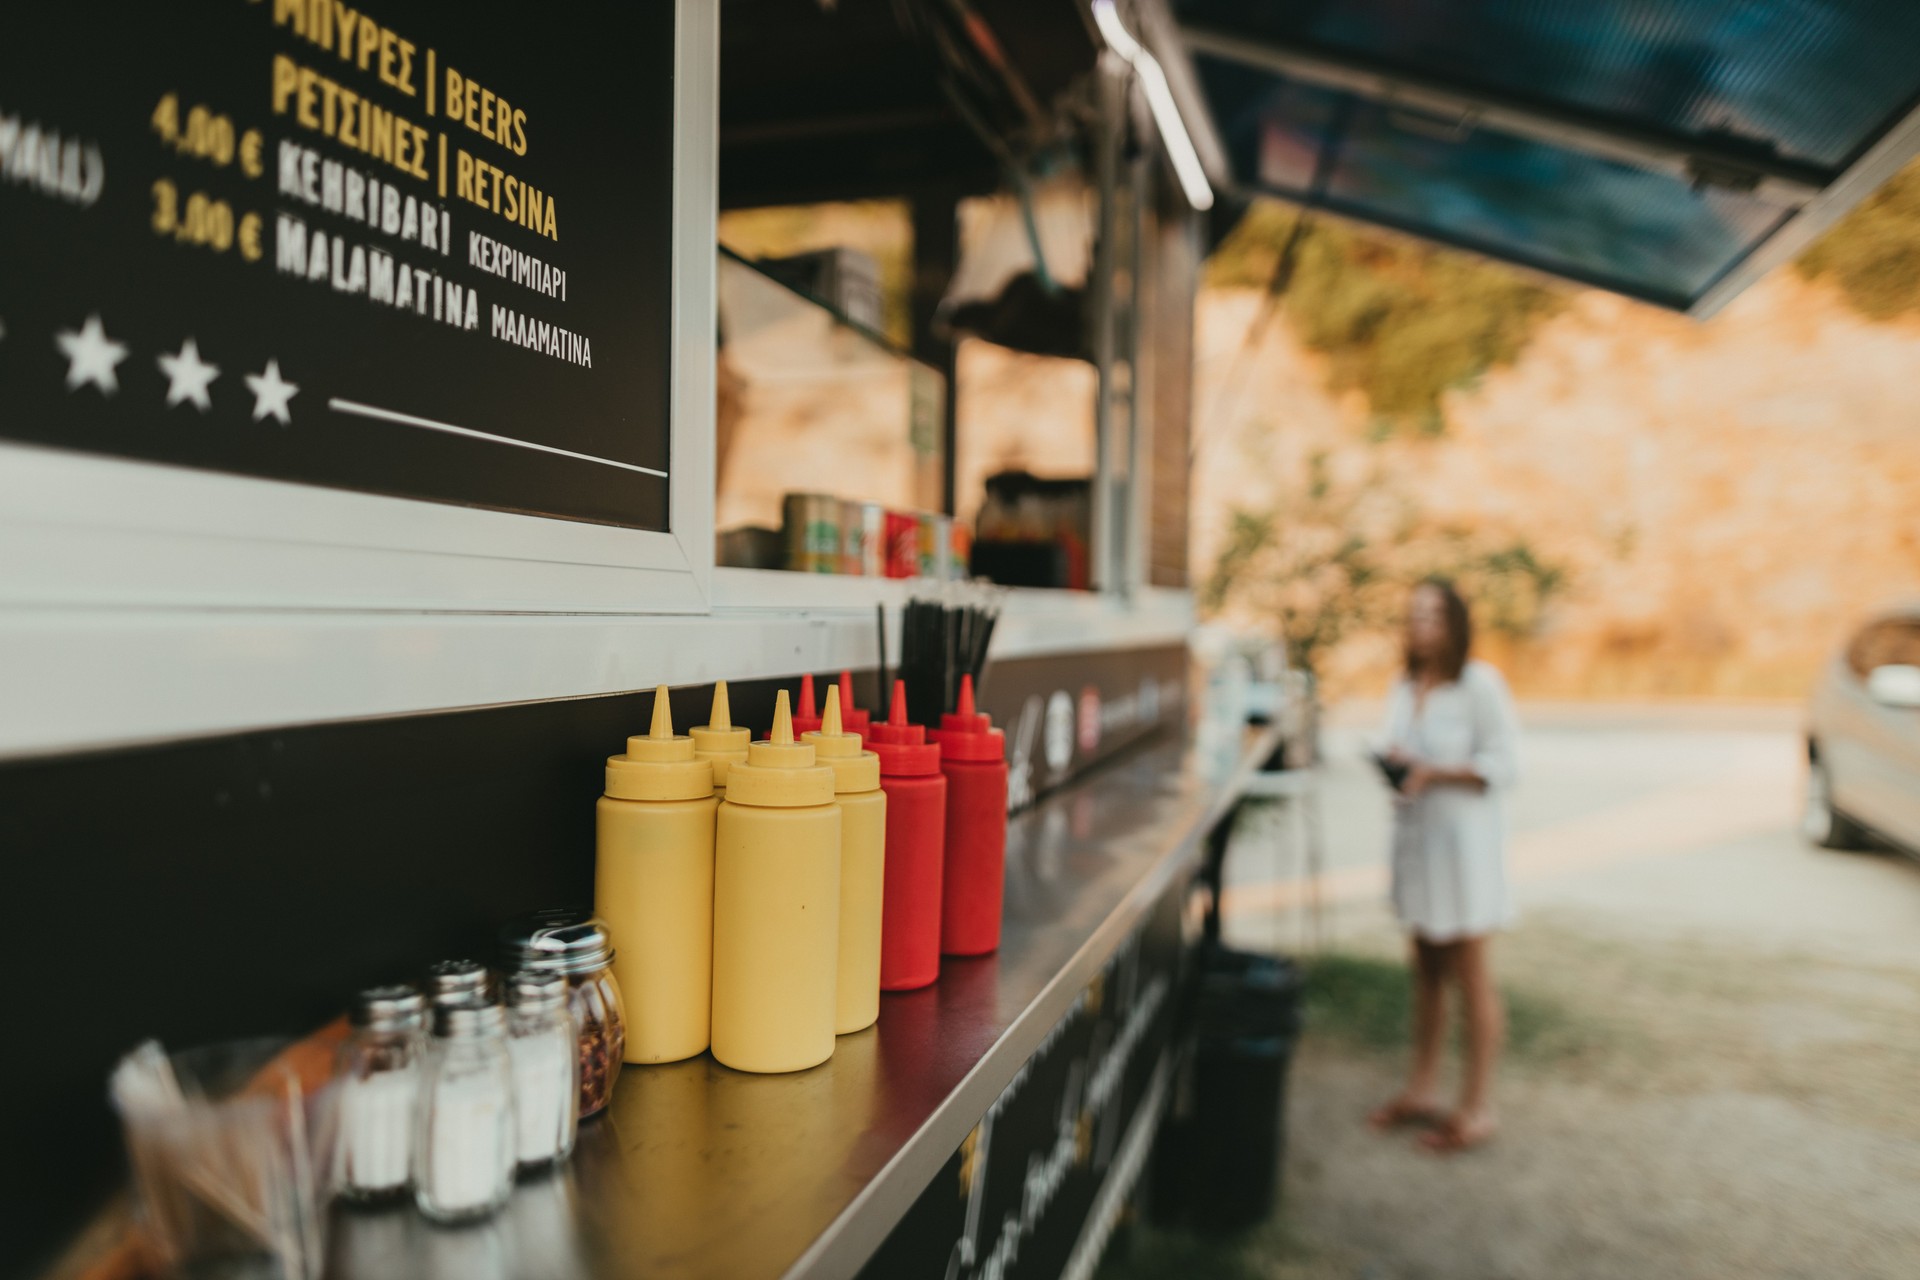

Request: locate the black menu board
(0, 2), (673, 531)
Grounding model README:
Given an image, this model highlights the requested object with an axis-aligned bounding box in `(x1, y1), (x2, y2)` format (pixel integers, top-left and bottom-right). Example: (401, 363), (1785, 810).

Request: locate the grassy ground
(1097, 907), (1920, 1280)
(1297, 951), (1600, 1064)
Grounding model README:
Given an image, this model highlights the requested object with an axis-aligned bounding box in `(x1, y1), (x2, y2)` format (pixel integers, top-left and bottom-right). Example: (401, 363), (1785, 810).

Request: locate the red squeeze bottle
(788, 674), (824, 738)
(837, 672), (871, 738)
(866, 680), (947, 990)
(930, 675), (1009, 956)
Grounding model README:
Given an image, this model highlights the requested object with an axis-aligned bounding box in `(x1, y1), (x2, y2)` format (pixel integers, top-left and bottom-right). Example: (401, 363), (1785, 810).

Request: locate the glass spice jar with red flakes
(498, 909), (625, 1119)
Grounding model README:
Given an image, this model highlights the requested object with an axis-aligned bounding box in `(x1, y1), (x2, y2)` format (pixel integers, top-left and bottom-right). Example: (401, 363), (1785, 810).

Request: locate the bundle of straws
(882, 586), (1002, 726)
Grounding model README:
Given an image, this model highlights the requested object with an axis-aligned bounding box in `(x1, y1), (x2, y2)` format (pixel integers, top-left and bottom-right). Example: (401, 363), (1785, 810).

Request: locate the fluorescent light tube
(1092, 0), (1215, 211)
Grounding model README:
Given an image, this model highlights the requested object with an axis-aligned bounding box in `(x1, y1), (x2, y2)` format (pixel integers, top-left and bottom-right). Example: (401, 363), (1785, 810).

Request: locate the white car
(1805, 605), (1920, 855)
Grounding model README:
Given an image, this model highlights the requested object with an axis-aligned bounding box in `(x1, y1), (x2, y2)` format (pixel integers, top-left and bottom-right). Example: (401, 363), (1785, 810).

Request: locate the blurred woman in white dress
(1367, 579), (1521, 1153)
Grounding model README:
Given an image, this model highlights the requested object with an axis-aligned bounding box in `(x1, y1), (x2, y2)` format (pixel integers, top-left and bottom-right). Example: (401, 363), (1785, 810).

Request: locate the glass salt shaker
(498, 909), (625, 1118)
(334, 984), (428, 1201)
(414, 998), (515, 1224)
(505, 970), (579, 1170)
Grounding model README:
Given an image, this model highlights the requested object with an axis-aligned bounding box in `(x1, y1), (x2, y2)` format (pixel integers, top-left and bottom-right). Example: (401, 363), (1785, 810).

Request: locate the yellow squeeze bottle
(596, 686), (718, 1064)
(804, 686), (886, 1036)
(690, 680), (752, 796)
(711, 690), (842, 1073)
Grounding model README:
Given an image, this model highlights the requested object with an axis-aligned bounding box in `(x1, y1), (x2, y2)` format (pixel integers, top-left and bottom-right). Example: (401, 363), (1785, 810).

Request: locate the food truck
(7, 1), (1920, 1277)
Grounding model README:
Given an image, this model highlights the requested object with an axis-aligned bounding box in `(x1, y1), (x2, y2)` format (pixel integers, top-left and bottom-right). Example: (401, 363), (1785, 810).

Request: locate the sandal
(1368, 1096), (1448, 1131)
(1418, 1111), (1499, 1154)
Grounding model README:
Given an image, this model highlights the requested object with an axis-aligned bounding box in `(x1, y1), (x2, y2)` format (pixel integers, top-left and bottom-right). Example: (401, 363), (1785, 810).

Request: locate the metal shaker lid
(351, 983), (427, 1031)
(424, 959), (493, 1000)
(497, 908), (614, 977)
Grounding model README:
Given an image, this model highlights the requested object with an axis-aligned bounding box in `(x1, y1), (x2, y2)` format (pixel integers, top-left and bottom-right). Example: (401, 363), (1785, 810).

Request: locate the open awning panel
(1194, 56), (1794, 308)
(1173, 1), (1920, 313)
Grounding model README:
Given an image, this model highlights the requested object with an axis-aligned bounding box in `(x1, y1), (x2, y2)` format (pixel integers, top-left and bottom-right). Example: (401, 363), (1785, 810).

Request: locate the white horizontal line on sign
(328, 398), (670, 478)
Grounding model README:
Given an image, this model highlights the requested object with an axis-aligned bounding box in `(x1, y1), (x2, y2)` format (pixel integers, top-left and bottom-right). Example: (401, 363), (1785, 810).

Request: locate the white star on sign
(56, 314), (129, 395)
(243, 359), (299, 425)
(157, 337), (220, 411)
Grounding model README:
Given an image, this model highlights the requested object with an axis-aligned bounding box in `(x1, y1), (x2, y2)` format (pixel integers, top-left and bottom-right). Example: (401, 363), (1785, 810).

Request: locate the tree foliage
(1796, 158), (1920, 321)
(1207, 202), (1565, 432)
(1202, 452), (1569, 676)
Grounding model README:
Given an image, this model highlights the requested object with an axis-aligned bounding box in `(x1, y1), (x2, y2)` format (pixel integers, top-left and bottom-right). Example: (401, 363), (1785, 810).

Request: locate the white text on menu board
(268, 0), (590, 365)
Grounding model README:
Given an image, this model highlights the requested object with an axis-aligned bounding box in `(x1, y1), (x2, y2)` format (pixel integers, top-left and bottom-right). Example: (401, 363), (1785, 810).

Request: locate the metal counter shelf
(327, 724), (1280, 1280)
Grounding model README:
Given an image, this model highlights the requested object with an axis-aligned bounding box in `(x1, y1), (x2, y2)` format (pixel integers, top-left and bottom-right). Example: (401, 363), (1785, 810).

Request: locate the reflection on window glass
(942, 185), (1103, 590)
(718, 201), (912, 346)
(714, 251), (946, 574)
(954, 338), (1097, 590)
(713, 192), (1109, 587)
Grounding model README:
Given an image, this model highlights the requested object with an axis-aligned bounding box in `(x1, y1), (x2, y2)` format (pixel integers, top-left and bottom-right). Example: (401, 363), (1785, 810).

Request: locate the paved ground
(1103, 703), (1920, 1280)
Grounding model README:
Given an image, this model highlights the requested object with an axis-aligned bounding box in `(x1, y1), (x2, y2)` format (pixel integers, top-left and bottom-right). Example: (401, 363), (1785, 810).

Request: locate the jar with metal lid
(498, 909), (625, 1118)
(424, 958), (494, 1004)
(504, 970), (579, 1169)
(333, 984), (428, 1201)
(414, 998), (515, 1224)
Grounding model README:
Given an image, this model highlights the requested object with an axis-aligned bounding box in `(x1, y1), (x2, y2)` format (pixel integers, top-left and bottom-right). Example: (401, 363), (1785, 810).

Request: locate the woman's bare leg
(1424, 934), (1502, 1151)
(1370, 935), (1452, 1127)
(1408, 936), (1454, 1102)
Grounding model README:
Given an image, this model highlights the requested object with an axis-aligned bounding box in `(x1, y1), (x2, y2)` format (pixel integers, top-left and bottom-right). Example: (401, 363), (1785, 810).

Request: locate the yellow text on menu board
(271, 55), (431, 180)
(271, 0), (419, 97)
(454, 149), (556, 240)
(268, 0), (558, 237)
(441, 68), (527, 156)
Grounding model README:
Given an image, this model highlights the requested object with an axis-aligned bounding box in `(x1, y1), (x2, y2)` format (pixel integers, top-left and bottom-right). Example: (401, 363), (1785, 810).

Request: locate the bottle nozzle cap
(804, 685), (864, 759)
(837, 670), (871, 736)
(803, 684), (881, 790)
(867, 679), (940, 773)
(607, 686), (711, 796)
(869, 681), (928, 746)
(933, 674), (1003, 760)
(770, 689), (795, 745)
(789, 672), (824, 736)
(689, 679), (752, 781)
(691, 680), (751, 747)
(933, 671), (998, 752)
(730, 689), (835, 804)
(744, 690), (813, 768)
(627, 686), (698, 760)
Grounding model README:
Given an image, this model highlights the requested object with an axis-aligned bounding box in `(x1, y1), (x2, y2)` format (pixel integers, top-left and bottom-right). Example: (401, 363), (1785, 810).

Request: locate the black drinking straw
(877, 603), (890, 719)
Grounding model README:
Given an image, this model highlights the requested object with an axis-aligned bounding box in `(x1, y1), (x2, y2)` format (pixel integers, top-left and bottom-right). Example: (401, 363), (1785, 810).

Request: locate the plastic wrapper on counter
(110, 1037), (339, 1280)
